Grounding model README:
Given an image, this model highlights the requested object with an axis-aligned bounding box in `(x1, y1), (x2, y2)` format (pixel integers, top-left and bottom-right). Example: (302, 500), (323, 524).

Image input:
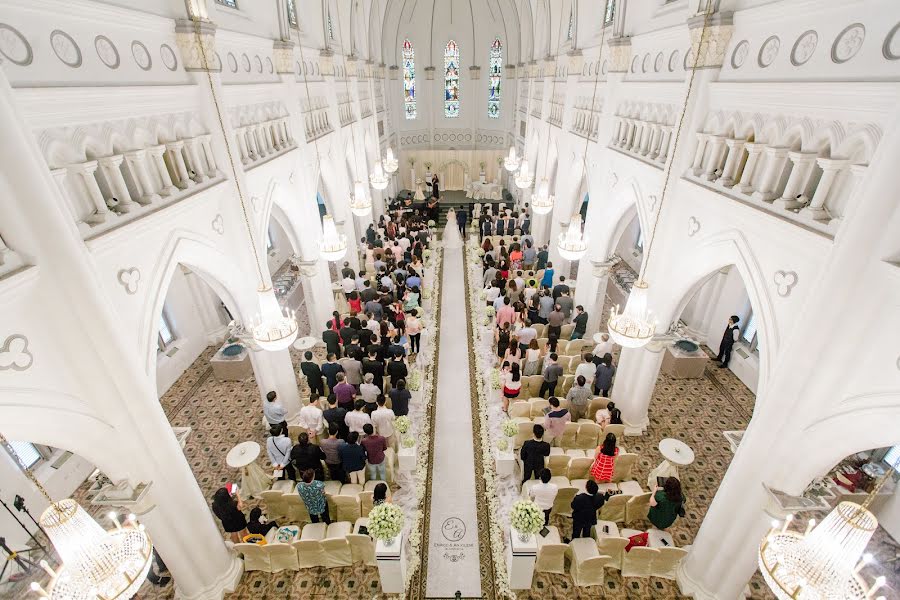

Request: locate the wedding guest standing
(520, 424), (551, 484)
(300, 351), (325, 396)
(296, 469), (331, 524)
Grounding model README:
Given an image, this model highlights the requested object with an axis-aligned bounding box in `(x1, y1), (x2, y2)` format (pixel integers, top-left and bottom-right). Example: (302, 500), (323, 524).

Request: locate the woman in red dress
(589, 433), (619, 483)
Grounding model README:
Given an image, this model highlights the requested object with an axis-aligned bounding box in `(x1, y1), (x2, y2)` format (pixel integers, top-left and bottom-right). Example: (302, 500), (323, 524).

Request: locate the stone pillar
(773, 151), (818, 209)
(165, 142), (193, 189)
(610, 345), (665, 434)
(254, 125), (269, 157)
(51, 167), (90, 233)
(648, 125), (662, 159)
(235, 128), (250, 164)
(750, 146), (789, 202)
(798, 158), (848, 222)
(639, 123), (653, 156)
(715, 138), (745, 186)
(826, 163), (867, 233)
(584, 259), (615, 337)
(248, 349), (302, 422)
(657, 127), (674, 163)
(147, 145), (178, 196)
(199, 134), (219, 177)
(68, 161), (111, 222)
(702, 135), (727, 181)
(690, 133), (710, 176)
(97, 155), (136, 212)
(733, 142), (765, 194)
(184, 138), (208, 183)
(124, 150), (162, 204)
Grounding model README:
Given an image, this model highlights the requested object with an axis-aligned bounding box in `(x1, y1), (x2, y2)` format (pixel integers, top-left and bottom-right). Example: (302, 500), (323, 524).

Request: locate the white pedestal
(480, 174), (486, 183)
(376, 534), (406, 594)
(398, 446), (416, 472)
(507, 527), (537, 590)
(496, 450), (516, 477)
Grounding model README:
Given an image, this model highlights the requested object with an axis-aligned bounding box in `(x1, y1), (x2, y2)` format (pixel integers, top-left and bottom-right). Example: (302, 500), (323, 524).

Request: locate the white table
(647, 438), (695, 489)
(467, 181), (501, 200)
(226, 441), (271, 499)
(292, 336), (318, 351)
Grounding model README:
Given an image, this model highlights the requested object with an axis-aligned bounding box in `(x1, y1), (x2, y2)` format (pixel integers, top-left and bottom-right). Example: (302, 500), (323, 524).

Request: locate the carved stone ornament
(273, 40), (294, 74)
(606, 37), (632, 73)
(0, 334), (33, 371)
(211, 214), (224, 235)
(174, 19), (219, 72)
(117, 267), (141, 294)
(773, 270), (798, 297)
(687, 12), (734, 68)
(318, 49), (334, 77)
(590, 258), (617, 278)
(688, 216), (701, 237)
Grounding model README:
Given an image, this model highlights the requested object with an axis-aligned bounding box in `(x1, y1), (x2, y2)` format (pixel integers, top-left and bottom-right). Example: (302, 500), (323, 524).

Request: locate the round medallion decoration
(0, 23), (33, 66)
(50, 30), (82, 68)
(213, 52), (222, 70)
(254, 55), (262, 72)
(683, 47), (694, 70)
(758, 36), (780, 68)
(630, 56), (639, 73)
(601, 60), (608, 75)
(241, 53), (251, 72)
(642, 53), (651, 73)
(790, 30), (818, 66)
(654, 52), (664, 72)
(730, 40), (749, 68)
(227, 52), (238, 73)
(94, 35), (119, 69)
(160, 43), (178, 71)
(668, 50), (680, 72)
(883, 22), (900, 59)
(266, 56), (274, 73)
(832, 23), (865, 63)
(131, 40), (151, 70)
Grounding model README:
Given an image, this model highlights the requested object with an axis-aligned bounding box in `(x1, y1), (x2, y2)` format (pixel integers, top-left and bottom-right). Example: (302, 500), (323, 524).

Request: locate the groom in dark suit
(455, 207), (468, 237)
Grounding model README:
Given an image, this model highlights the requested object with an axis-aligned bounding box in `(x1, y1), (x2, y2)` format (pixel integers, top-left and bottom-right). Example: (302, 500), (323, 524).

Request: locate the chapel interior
(0, 0), (899, 599)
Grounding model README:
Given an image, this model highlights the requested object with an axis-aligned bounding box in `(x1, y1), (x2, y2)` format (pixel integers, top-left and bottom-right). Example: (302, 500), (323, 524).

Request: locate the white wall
(266, 217), (293, 274)
(614, 214), (643, 273)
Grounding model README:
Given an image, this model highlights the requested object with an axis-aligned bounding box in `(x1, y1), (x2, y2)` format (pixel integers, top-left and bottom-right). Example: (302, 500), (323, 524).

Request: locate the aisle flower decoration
(501, 420), (518, 438)
(401, 436), (416, 449)
(477, 248), (485, 257)
(427, 219), (436, 228)
(490, 368), (501, 390)
(407, 369), (422, 391)
(510, 500), (544, 537)
(395, 415), (412, 435)
(496, 438), (509, 452)
(369, 503), (405, 542)
(486, 306), (495, 318)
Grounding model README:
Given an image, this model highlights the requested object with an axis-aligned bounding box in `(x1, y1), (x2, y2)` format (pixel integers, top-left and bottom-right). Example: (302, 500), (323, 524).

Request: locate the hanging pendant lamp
(319, 215), (348, 261)
(504, 146), (521, 172)
(531, 178), (555, 215)
(349, 181), (372, 216)
(557, 213), (588, 260)
(383, 147), (399, 174)
(515, 159), (534, 189)
(369, 162), (389, 190)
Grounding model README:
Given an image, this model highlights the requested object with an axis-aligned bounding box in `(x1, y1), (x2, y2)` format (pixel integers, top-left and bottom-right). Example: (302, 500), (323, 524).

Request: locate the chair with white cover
(359, 491), (374, 516)
(621, 546), (658, 578)
(515, 421), (534, 448)
(529, 398), (550, 417)
(566, 457), (594, 480)
(346, 534), (377, 565)
(260, 490), (289, 522)
(603, 424), (625, 439)
(547, 454), (570, 477)
(575, 423), (601, 450)
(595, 536), (630, 571)
(559, 422), (579, 448)
(551, 486), (578, 518)
(508, 403), (531, 419)
(332, 495), (361, 523)
(567, 538), (613, 587)
(560, 324), (575, 340)
(321, 536), (353, 568)
(533, 324), (547, 338)
(617, 480), (644, 497)
(555, 341), (571, 357)
(339, 483), (364, 496)
(625, 492), (652, 525)
(558, 375), (575, 396)
(284, 494), (311, 525)
(587, 397), (607, 421)
(270, 479), (295, 494)
(611, 453), (638, 483)
(235, 543), (272, 572)
(534, 526), (566, 574)
(652, 546), (688, 579)
(267, 543), (300, 572)
(565, 449), (587, 458)
(293, 539), (326, 568)
(598, 493), (628, 523)
(521, 479), (538, 499)
(300, 522), (327, 540)
(565, 339), (587, 356)
(524, 375), (544, 398)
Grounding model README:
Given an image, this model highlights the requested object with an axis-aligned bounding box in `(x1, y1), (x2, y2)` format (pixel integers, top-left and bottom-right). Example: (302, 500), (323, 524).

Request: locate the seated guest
(373, 482), (391, 505)
(290, 432), (325, 482)
(266, 424), (295, 481)
(570, 480), (612, 539)
(609, 407), (623, 425)
(649, 477), (686, 531)
(520, 424), (551, 484)
(589, 433), (619, 483)
(339, 432), (368, 484)
(246, 506), (278, 537)
(543, 397), (571, 445)
(296, 469), (331, 524)
(529, 469), (558, 526)
(595, 401), (616, 428)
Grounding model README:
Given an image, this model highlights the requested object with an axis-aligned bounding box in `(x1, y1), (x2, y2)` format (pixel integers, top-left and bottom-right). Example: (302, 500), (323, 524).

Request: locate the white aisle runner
(425, 245), (482, 597)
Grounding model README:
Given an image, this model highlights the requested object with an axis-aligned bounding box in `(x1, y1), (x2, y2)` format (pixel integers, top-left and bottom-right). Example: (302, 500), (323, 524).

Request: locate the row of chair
(522, 476), (648, 524)
(531, 450), (638, 483)
(510, 417), (626, 451)
(507, 397), (618, 424)
(261, 480), (386, 525)
(235, 520), (375, 572)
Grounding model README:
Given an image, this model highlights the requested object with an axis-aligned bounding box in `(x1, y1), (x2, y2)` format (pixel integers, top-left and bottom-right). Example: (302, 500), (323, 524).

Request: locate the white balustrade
(750, 146), (789, 202)
(716, 139), (746, 187)
(165, 142), (193, 190)
(67, 161), (111, 223)
(691, 133), (710, 176)
(98, 155), (136, 212)
(733, 143), (765, 194)
(773, 152), (818, 209)
(148, 145), (178, 196)
(702, 135), (727, 181)
(799, 158), (849, 222)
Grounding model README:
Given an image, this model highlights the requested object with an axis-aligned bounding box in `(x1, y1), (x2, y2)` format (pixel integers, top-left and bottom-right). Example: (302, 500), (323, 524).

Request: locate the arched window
(402, 39), (416, 120)
(488, 38), (502, 119)
(444, 40), (460, 118)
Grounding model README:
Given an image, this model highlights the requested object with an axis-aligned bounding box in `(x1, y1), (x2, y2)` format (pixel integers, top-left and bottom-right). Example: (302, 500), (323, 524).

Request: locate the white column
(147, 145), (178, 196)
(199, 134), (219, 177)
(733, 142), (765, 194)
(610, 346), (665, 434)
(798, 158), (848, 222)
(235, 128), (251, 164)
(165, 142), (193, 189)
(715, 139), (745, 186)
(184, 138), (208, 183)
(826, 163), (867, 233)
(690, 133), (710, 176)
(773, 151), (818, 209)
(124, 150), (162, 204)
(750, 146), (789, 202)
(584, 260), (614, 337)
(702, 135), (727, 181)
(51, 167), (90, 233)
(68, 161), (111, 223)
(97, 155), (136, 212)
(248, 348), (303, 422)
(657, 127), (674, 163)
(648, 125), (662, 159)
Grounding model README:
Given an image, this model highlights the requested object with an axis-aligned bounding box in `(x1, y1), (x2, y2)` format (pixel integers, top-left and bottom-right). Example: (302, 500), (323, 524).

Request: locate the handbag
(625, 531), (648, 552)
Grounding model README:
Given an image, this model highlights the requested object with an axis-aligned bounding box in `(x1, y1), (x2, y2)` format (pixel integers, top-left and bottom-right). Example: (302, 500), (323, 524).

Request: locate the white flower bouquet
(510, 499), (544, 535)
(496, 438), (509, 452)
(368, 503), (404, 541)
(422, 289), (431, 300)
(408, 369), (422, 391)
(401, 436), (416, 449)
(427, 219), (436, 227)
(477, 248), (485, 257)
(486, 306), (495, 318)
(423, 249), (432, 260)
(500, 420), (518, 438)
(395, 415), (412, 434)
(490, 368), (501, 390)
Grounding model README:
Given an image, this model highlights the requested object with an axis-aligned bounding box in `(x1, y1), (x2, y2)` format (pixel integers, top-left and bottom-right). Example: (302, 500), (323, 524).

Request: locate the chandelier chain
(577, 10), (608, 223)
(639, 2), (713, 281)
(0, 430), (53, 503)
(334, 0), (364, 189)
(191, 18), (267, 286)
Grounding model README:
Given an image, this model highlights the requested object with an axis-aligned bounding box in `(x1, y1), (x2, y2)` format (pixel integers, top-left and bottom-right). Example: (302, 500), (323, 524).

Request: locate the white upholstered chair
(567, 538), (613, 587)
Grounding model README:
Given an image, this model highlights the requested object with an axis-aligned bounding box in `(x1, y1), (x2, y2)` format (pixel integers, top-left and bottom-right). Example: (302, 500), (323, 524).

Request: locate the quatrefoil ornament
(0, 334), (33, 371)
(117, 267), (141, 294)
(211, 214), (224, 235)
(687, 216), (701, 237)
(773, 270), (798, 297)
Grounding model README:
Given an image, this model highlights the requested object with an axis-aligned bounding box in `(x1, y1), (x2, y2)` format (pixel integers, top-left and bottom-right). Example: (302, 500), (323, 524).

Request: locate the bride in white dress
(442, 207), (463, 249)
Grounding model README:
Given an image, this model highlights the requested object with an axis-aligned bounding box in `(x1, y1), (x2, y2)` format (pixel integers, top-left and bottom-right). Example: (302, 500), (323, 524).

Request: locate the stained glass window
(567, 9), (574, 40)
(402, 39), (416, 119)
(287, 0), (297, 27)
(488, 38), (502, 119)
(444, 40), (460, 118)
(604, 0), (615, 25)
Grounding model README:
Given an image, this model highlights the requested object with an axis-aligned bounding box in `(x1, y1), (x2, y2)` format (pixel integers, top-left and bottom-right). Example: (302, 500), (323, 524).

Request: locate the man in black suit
(362, 349), (386, 389)
(505, 213), (516, 235)
(322, 322), (341, 357)
(552, 276), (571, 302)
(360, 280), (378, 303)
(494, 215), (506, 236)
(480, 216), (493, 241)
(520, 424), (551, 484)
(339, 323), (357, 353)
(300, 351), (324, 396)
(521, 212), (532, 235)
(455, 206), (468, 236)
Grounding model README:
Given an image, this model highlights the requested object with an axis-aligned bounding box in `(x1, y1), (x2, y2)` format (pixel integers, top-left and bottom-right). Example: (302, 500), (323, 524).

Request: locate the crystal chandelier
(608, 280), (657, 347)
(319, 215), (348, 261)
(251, 285), (298, 351)
(349, 181), (372, 216)
(515, 159), (533, 189)
(504, 146), (521, 172)
(0, 432), (153, 600)
(557, 213), (588, 260)
(531, 178), (555, 215)
(383, 147), (399, 174)
(369, 162), (389, 190)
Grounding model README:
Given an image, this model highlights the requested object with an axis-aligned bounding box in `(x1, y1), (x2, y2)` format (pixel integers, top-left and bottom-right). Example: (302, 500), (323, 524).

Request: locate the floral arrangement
(501, 420), (518, 438)
(424, 161), (432, 170)
(422, 289), (431, 300)
(423, 249), (432, 262)
(408, 157), (416, 166)
(395, 415), (412, 434)
(486, 306), (496, 318)
(427, 219), (436, 227)
(401, 436), (416, 449)
(368, 503), (405, 541)
(510, 500), (544, 535)
(479, 289), (487, 300)
(408, 369), (422, 391)
(490, 368), (501, 390)
(477, 248), (485, 257)
(479, 160), (486, 171)
(496, 438), (509, 452)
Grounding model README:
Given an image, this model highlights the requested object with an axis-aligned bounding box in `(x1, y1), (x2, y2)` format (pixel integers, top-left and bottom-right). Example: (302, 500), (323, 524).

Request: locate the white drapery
(401, 149), (504, 190)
